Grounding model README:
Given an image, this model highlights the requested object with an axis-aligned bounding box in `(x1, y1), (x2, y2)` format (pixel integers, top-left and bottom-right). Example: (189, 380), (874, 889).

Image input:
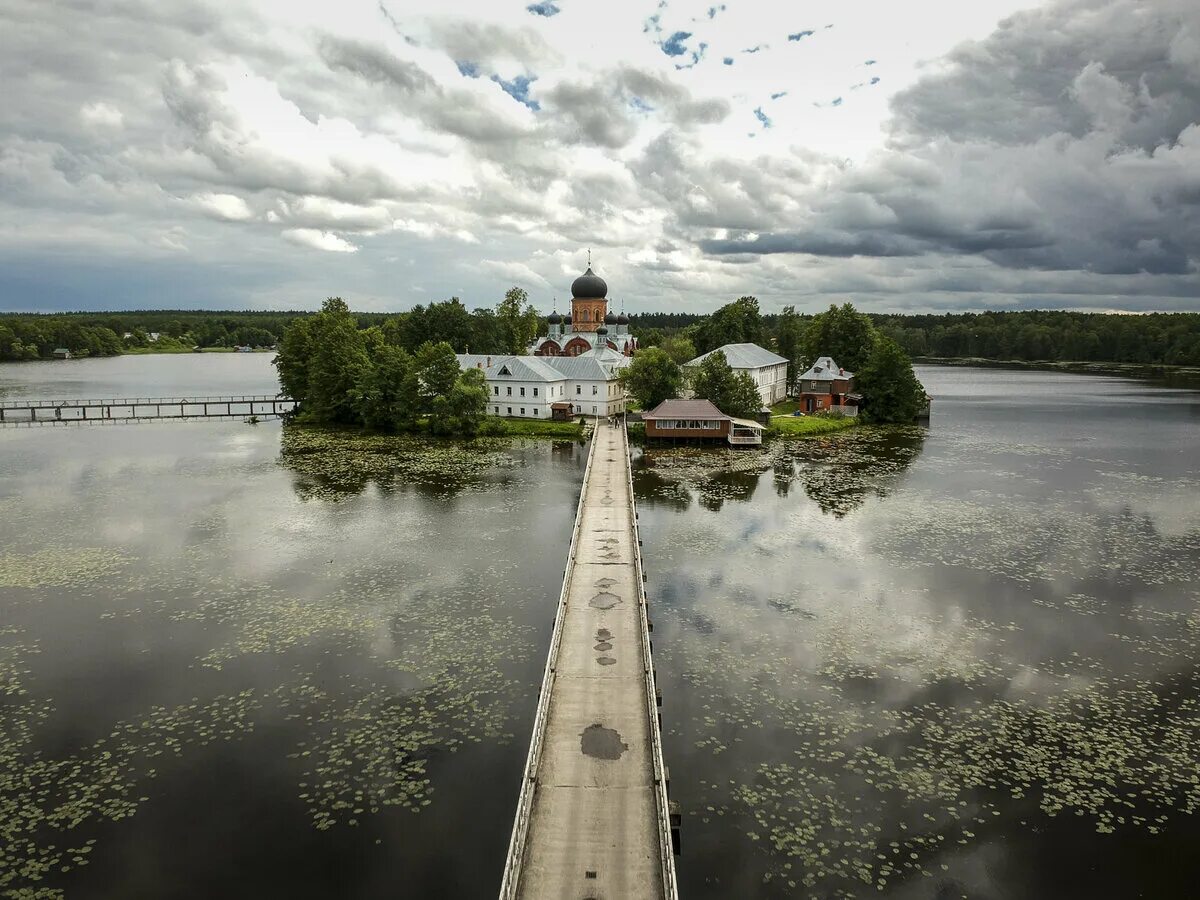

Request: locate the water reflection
(639, 368), (1200, 899)
(0, 420), (585, 898)
(634, 426), (926, 517)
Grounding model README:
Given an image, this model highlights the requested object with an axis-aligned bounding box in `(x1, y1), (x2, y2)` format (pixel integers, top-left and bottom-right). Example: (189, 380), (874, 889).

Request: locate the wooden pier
(500, 420), (678, 900)
(0, 395), (295, 424)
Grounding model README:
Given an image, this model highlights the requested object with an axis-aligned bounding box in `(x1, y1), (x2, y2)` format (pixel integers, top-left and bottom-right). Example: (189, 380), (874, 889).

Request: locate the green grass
(485, 418), (585, 438)
(767, 414), (856, 439)
(770, 398), (802, 416)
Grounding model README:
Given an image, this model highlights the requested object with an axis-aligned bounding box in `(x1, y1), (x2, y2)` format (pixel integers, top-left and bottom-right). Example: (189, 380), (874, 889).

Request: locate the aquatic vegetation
(277, 426), (518, 500)
(0, 548), (128, 589)
(0, 426), (564, 897)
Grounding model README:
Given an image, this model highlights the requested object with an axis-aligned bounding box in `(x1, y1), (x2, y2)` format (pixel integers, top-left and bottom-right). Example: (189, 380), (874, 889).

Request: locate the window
(493, 386), (498, 395)
(533, 387), (538, 397)
(494, 406), (499, 414)
(507, 386), (512, 396)
(533, 408), (538, 416)
(576, 385), (581, 395)
(520, 387), (526, 397)
(507, 407), (512, 415)
(592, 385), (598, 395)
(520, 408), (525, 415)
(591, 406), (596, 413)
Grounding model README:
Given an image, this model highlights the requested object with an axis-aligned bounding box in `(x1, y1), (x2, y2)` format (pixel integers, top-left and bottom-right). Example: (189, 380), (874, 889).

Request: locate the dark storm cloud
(646, 0), (1200, 304)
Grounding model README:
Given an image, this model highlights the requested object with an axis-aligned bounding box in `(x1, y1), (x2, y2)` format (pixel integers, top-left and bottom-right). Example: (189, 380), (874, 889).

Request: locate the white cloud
(79, 101), (124, 130)
(191, 192), (254, 222)
(281, 228), (359, 253)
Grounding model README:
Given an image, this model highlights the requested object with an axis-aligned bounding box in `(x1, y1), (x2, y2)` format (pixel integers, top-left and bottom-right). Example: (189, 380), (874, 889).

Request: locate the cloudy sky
(2, 0), (1199, 315)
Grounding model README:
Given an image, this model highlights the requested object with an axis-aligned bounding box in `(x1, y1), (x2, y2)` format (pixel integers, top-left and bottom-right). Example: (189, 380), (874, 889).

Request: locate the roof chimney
(486, 356), (492, 367)
(839, 368), (844, 375)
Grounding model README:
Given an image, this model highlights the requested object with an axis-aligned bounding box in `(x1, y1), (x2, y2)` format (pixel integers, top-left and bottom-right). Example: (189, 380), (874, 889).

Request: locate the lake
(2, 357), (1199, 898)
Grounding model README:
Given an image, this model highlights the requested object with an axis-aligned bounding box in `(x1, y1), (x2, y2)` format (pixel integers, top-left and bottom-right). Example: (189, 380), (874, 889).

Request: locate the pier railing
(0, 395), (295, 424)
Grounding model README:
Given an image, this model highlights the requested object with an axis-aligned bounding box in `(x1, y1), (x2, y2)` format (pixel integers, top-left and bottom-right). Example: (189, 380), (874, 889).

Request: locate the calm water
(638, 366), (1200, 899)
(0, 372), (588, 897)
(3, 359), (1200, 899)
(0, 353), (280, 400)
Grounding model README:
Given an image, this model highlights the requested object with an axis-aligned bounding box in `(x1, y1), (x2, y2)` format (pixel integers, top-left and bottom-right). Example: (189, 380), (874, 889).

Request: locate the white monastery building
(456, 263), (633, 419)
(685, 343), (790, 406)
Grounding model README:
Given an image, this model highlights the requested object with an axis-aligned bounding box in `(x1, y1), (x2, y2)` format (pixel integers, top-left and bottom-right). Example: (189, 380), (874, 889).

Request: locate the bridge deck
(501, 420), (676, 900)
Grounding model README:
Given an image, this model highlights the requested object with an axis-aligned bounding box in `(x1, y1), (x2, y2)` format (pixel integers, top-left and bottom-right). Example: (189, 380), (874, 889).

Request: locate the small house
(797, 357), (859, 415)
(642, 399), (765, 446)
(52, 348), (72, 360)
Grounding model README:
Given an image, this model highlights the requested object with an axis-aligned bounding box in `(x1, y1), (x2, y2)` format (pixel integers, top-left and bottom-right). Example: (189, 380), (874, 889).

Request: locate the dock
(500, 419), (678, 900)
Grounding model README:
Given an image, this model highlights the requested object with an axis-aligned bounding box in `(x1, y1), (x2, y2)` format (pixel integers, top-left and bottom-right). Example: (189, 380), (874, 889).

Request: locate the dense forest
(3, 301), (1197, 368)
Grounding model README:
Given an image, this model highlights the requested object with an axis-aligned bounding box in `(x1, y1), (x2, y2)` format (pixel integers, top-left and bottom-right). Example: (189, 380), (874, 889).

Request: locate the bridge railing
(498, 422), (599, 899)
(0, 395), (290, 409)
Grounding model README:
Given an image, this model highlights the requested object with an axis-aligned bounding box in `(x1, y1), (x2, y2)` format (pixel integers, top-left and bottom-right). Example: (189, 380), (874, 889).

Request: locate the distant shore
(914, 356), (1200, 383)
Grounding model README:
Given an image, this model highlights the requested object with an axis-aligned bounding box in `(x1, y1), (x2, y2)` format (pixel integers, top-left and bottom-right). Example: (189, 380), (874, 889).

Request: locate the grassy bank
(482, 418), (585, 439)
(767, 415), (856, 439)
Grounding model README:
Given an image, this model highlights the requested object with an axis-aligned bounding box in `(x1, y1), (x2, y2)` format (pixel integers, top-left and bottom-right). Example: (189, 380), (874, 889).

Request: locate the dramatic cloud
(0, 0), (1197, 313)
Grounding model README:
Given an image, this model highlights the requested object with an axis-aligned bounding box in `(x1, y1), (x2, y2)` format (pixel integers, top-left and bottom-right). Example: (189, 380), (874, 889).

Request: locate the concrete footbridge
(500, 420), (679, 899)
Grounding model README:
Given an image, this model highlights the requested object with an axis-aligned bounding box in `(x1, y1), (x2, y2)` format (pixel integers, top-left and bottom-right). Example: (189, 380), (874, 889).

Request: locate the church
(528, 264), (638, 357)
(455, 262), (634, 420)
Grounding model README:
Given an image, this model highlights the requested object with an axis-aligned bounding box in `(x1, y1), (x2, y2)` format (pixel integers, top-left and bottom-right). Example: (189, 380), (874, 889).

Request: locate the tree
(690, 352), (740, 413)
(855, 336), (926, 423)
(619, 347), (682, 410)
(304, 298), (370, 424)
(497, 287), (538, 354)
(660, 335), (697, 365)
(354, 344), (419, 432)
(727, 371), (764, 418)
(694, 296), (764, 354)
(802, 303), (875, 373)
(414, 341), (461, 416)
(274, 317), (314, 403)
(445, 367), (488, 436)
(775, 305), (803, 388)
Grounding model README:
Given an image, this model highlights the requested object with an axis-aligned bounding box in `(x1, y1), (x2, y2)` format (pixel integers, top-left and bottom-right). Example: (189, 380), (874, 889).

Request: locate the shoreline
(914, 356), (1200, 382)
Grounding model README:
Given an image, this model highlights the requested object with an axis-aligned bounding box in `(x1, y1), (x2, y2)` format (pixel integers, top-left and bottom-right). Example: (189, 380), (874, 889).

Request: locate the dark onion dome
(547, 310), (562, 324)
(604, 311), (617, 325)
(570, 266), (608, 299)
(596, 325), (609, 336)
(563, 313), (572, 325)
(616, 312), (629, 325)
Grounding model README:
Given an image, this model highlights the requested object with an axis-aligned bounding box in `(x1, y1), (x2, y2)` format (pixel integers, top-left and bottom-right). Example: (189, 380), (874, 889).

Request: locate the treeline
(276, 298), (492, 437)
(870, 310), (1200, 366)
(629, 306), (1200, 368)
(0, 291), (544, 362)
(0, 310), (303, 360)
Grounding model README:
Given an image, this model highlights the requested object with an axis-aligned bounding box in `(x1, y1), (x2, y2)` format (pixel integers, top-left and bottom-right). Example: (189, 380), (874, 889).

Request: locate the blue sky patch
(630, 96), (654, 114)
(456, 60), (480, 78)
(831, 96), (843, 106)
(788, 30), (814, 41)
(870, 76), (880, 85)
(723, 56), (734, 65)
(742, 44), (763, 54)
(526, 1), (560, 16)
(770, 91), (787, 100)
(753, 106), (772, 128)
(661, 31), (693, 57)
(491, 74), (540, 110)
(707, 4), (726, 18)
(865, 59), (877, 65)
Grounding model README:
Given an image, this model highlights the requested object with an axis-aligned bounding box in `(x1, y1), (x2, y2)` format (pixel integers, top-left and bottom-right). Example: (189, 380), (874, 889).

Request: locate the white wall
(485, 378), (561, 418)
